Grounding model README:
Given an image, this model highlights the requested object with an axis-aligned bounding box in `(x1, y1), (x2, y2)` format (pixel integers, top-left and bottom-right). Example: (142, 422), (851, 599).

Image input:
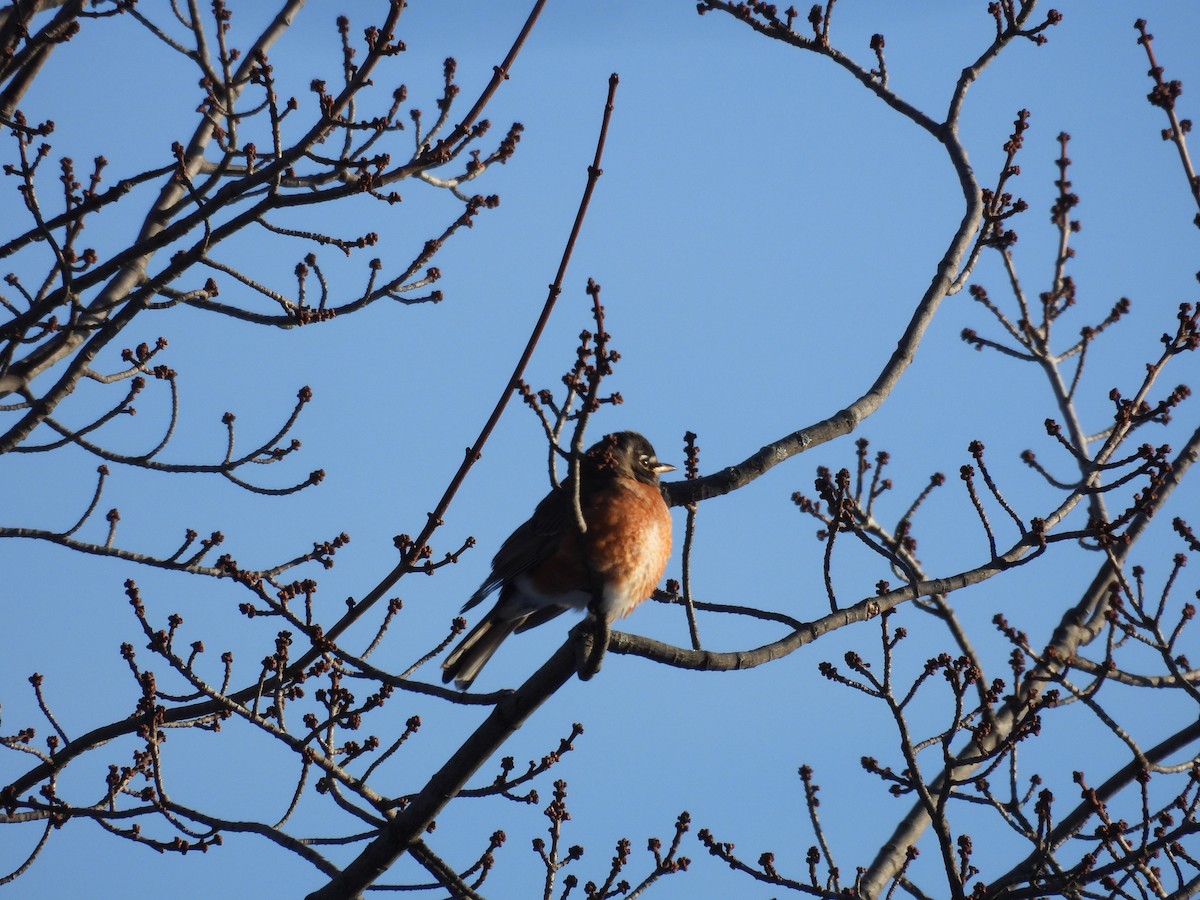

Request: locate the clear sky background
(3, 2), (1200, 897)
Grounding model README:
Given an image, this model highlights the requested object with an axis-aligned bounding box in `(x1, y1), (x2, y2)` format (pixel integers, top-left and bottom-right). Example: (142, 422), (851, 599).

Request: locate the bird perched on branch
(442, 431), (674, 690)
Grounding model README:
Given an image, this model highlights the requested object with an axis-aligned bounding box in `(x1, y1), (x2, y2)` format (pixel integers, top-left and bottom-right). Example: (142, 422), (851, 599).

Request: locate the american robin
(442, 431), (675, 690)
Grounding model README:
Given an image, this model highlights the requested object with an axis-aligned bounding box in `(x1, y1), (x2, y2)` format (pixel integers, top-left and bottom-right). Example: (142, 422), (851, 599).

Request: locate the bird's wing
(460, 485), (572, 613)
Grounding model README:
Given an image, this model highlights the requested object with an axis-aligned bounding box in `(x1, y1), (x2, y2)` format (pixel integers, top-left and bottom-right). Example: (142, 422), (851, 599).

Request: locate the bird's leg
(576, 595), (609, 681)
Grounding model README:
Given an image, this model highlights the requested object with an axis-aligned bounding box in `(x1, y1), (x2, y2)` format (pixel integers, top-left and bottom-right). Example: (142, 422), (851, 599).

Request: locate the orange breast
(523, 478), (672, 620)
(583, 480), (672, 620)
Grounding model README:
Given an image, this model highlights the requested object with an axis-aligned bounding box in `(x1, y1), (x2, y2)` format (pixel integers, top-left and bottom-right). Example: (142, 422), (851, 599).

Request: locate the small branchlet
(520, 279), (623, 490)
(980, 109), (1031, 251)
(666, 431), (701, 649)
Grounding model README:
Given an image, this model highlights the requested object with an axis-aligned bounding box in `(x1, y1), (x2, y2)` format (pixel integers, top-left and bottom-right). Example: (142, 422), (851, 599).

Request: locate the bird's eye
(639, 454), (652, 469)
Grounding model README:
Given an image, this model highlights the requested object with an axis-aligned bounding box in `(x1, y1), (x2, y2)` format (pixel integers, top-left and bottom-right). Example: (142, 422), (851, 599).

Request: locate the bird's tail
(441, 614), (520, 690)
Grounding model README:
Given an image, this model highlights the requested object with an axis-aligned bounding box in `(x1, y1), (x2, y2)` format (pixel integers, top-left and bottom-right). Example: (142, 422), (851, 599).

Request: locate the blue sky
(3, 2), (1200, 897)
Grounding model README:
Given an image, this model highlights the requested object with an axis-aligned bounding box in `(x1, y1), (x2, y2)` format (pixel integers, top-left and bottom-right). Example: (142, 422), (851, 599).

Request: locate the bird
(442, 431), (675, 690)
